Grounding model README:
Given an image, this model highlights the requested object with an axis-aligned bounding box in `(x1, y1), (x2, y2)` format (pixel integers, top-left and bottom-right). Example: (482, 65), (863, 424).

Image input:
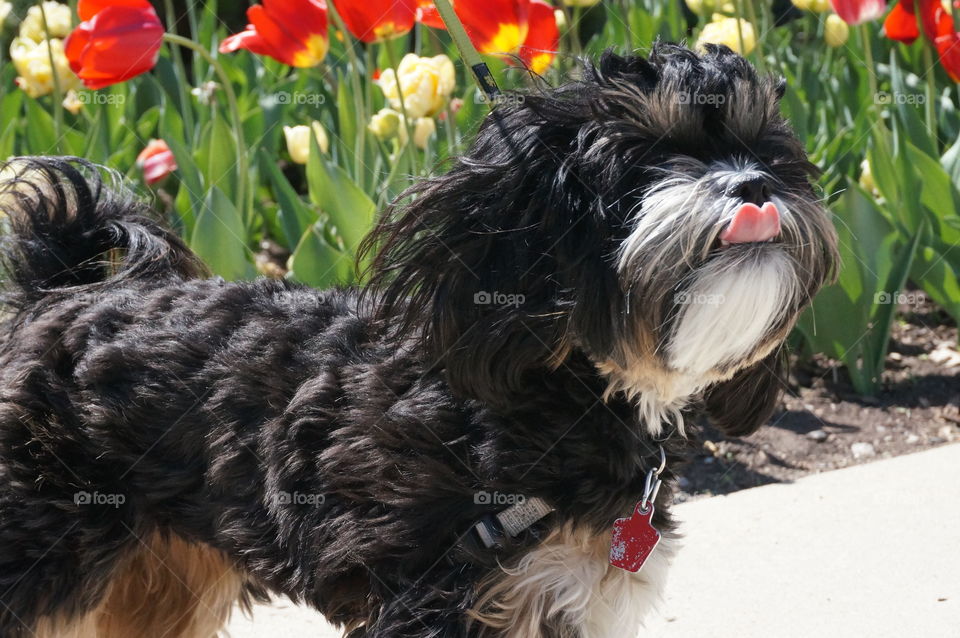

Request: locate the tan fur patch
(35, 534), (245, 638)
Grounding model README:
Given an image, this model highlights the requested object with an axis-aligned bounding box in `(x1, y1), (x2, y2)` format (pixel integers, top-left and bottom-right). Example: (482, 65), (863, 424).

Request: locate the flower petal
(936, 32), (960, 81)
(883, 0), (918, 44)
(334, 0), (417, 43)
(455, 0), (530, 53)
(78, 0), (155, 22)
(416, 1), (446, 29)
(518, 0), (558, 74)
(829, 0), (886, 25)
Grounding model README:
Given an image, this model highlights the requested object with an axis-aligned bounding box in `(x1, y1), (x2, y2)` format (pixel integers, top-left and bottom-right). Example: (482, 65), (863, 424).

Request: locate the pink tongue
(720, 202), (781, 243)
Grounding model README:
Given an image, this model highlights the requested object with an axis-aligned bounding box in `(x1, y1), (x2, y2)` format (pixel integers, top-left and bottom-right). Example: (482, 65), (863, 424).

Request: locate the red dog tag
(609, 502), (661, 572)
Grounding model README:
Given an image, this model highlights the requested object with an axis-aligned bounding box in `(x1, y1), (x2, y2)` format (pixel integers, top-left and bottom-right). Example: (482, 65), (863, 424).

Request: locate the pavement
(226, 443), (960, 637)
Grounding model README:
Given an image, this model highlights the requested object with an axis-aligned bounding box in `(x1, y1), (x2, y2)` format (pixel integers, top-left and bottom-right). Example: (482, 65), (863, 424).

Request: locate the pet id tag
(609, 502), (661, 572)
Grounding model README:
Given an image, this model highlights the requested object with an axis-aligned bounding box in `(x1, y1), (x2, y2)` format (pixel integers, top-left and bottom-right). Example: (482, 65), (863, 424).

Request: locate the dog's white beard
(608, 247), (797, 438)
(668, 248), (797, 376)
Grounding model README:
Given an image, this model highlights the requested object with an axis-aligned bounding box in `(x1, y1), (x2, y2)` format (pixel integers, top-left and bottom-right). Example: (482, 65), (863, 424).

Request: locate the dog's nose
(726, 176), (770, 206)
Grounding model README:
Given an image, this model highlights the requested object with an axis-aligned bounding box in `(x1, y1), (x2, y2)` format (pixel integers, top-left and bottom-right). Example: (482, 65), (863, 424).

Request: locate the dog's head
(366, 45), (837, 437)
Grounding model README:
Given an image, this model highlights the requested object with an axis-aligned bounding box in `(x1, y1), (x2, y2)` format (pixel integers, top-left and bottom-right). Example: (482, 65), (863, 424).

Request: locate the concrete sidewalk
(227, 444), (960, 637)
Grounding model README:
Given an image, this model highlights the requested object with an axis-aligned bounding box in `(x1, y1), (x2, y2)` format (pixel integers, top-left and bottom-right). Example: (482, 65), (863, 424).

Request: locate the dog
(0, 45), (836, 637)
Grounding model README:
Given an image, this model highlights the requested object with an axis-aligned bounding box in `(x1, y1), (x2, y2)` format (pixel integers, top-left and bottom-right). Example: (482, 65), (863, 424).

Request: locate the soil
(678, 292), (960, 501)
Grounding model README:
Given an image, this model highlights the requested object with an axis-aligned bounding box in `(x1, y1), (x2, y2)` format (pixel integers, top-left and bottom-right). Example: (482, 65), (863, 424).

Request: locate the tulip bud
(368, 108), (402, 140)
(283, 123), (330, 165)
(858, 159), (877, 194)
(824, 14), (849, 47)
(62, 90), (83, 115)
(412, 117), (436, 150)
(137, 140), (178, 185)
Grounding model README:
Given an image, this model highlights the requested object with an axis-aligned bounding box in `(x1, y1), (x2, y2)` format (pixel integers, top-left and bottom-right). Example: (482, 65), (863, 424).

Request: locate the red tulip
(420, 0), (559, 73)
(884, 0), (919, 43)
(137, 139), (177, 185)
(518, 1), (560, 74)
(333, 0), (418, 43)
(64, 0), (165, 90)
(220, 0), (328, 68)
(829, 0), (886, 25)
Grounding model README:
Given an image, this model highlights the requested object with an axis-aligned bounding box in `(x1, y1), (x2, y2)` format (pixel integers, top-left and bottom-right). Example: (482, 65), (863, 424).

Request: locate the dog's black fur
(0, 45), (835, 637)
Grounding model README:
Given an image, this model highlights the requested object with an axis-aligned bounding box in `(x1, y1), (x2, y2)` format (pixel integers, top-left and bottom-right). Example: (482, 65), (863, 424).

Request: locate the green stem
(859, 24), (878, 110)
(619, 0), (631, 49)
(744, 0), (766, 71)
(922, 43), (937, 139)
(39, 4), (64, 153)
(162, 0), (194, 134)
(328, 5), (367, 184)
(163, 33), (248, 222)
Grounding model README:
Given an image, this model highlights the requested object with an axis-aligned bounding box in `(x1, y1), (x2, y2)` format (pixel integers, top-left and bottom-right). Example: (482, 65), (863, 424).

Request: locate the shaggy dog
(0, 45), (836, 637)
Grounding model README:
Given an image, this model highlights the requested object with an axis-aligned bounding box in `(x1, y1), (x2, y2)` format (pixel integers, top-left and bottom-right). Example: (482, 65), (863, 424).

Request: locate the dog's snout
(726, 176), (770, 206)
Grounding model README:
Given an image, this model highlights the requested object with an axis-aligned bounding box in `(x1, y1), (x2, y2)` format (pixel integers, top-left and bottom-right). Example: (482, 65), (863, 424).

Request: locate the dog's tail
(0, 156), (206, 307)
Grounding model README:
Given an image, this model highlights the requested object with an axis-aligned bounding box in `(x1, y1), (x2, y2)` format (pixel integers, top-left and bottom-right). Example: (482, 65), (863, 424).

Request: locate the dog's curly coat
(0, 46), (837, 637)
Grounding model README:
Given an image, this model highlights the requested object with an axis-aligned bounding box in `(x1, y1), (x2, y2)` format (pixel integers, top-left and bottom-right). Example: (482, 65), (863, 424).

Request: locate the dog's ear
(702, 346), (786, 437)
(361, 100), (624, 407)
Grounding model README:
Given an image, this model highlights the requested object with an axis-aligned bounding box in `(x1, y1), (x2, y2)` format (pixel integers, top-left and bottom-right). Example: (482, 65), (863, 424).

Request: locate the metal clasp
(639, 446), (666, 513)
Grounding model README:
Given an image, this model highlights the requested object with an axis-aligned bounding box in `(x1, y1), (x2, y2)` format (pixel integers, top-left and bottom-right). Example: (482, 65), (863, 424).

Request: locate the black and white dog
(0, 45), (836, 637)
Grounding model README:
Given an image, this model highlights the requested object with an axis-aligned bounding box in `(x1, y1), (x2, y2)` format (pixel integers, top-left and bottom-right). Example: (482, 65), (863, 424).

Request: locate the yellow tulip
(378, 53), (456, 119)
(824, 14), (849, 47)
(412, 117), (436, 150)
(697, 16), (756, 55)
(9, 36), (82, 98)
(19, 1), (73, 42)
(283, 122), (329, 165)
(0, 2), (12, 26)
(368, 108), (402, 140)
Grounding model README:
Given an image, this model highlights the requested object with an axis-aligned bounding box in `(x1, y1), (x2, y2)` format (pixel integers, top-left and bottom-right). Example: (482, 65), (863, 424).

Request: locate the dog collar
(472, 497), (555, 549)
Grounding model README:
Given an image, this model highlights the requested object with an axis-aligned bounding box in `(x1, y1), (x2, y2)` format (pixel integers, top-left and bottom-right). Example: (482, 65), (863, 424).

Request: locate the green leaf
(305, 137), (376, 257)
(190, 186), (253, 280)
(197, 113), (238, 201)
(261, 149), (318, 251)
(287, 223), (352, 288)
